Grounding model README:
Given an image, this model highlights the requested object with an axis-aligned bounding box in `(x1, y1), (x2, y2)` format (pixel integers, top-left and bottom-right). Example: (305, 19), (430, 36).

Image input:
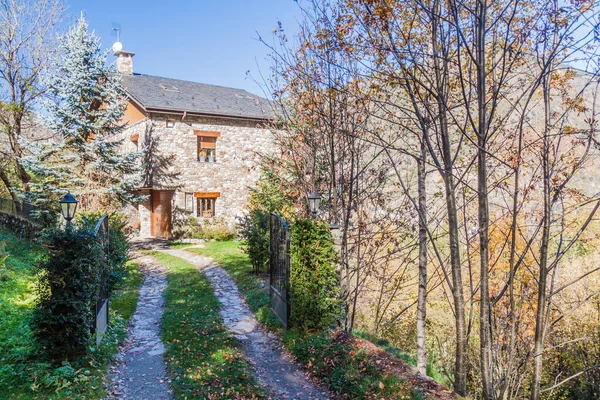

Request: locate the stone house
(115, 50), (276, 239)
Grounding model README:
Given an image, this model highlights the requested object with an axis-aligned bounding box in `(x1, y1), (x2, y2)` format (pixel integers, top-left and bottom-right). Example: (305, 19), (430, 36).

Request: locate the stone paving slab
(163, 248), (331, 400)
(105, 256), (173, 400)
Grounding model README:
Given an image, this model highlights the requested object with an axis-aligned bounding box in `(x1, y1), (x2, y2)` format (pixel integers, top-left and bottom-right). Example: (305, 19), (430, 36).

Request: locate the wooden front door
(151, 190), (173, 239)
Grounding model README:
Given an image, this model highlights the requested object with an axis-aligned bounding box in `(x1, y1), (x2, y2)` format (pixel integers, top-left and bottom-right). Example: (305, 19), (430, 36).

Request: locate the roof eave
(145, 106), (277, 123)
(125, 93), (149, 115)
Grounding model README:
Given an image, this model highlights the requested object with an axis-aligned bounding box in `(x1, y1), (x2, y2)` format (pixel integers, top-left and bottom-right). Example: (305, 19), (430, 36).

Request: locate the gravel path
(106, 256), (173, 400)
(163, 248), (331, 400)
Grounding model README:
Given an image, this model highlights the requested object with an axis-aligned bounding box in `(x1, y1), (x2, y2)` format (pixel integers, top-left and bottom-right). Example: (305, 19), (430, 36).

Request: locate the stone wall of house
(121, 114), (276, 236)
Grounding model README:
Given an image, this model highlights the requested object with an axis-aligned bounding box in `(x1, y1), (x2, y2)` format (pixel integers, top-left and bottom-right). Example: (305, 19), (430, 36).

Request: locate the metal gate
(270, 213), (291, 329)
(93, 215), (109, 346)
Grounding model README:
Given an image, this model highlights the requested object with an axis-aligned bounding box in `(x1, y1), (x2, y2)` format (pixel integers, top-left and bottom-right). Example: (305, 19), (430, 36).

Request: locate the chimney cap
(114, 50), (135, 57)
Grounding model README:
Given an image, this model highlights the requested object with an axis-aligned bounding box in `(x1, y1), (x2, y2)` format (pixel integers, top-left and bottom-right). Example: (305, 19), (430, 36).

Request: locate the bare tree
(260, 1), (600, 398)
(0, 0), (65, 197)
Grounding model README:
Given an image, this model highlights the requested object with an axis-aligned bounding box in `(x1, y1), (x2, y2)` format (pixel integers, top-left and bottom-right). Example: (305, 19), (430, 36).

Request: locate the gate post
(93, 215), (110, 346)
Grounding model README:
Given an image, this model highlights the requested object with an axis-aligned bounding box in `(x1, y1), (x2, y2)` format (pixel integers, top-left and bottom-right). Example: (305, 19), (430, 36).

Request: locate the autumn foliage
(258, 0), (600, 398)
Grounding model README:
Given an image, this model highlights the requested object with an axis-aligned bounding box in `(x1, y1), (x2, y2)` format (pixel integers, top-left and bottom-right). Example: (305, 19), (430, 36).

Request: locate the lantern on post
(59, 192), (78, 225)
(307, 189), (321, 219)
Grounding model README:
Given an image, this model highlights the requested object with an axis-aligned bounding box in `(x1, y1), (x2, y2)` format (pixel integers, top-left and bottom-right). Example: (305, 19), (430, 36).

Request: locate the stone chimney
(115, 50), (135, 75)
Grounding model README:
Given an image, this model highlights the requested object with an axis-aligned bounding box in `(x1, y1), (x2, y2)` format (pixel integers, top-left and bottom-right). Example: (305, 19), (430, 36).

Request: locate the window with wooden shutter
(195, 131), (220, 162)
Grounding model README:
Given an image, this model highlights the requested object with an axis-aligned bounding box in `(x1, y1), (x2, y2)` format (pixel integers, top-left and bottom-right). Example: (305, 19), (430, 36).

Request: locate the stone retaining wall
(0, 213), (40, 239)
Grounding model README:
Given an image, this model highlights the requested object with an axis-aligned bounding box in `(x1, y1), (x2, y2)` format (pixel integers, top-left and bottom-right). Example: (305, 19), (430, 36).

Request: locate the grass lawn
(148, 250), (266, 399)
(0, 229), (142, 399)
(185, 241), (425, 399)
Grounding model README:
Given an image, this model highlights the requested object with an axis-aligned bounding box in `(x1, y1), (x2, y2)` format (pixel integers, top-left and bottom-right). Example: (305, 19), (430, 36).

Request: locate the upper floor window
(197, 136), (216, 162)
(195, 131), (221, 163)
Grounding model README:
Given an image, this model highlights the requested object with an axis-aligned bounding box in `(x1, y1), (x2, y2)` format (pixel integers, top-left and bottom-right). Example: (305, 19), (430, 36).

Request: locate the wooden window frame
(197, 198), (216, 218)
(195, 192), (220, 218)
(195, 131), (220, 163)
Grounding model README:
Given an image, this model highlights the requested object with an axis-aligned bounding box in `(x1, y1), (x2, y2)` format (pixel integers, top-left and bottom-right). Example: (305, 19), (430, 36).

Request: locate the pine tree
(21, 15), (142, 213)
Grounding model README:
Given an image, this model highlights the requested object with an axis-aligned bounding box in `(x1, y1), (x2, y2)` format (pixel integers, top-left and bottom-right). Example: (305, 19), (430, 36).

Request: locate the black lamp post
(59, 192), (78, 225)
(307, 189), (321, 219)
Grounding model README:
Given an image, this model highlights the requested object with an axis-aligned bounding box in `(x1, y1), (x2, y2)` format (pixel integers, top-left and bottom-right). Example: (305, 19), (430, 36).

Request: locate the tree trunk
(445, 171), (467, 396)
(530, 69), (553, 400)
(416, 140), (428, 376)
(0, 169), (15, 199)
(429, 0), (467, 391)
(475, 1), (493, 398)
(438, 112), (467, 394)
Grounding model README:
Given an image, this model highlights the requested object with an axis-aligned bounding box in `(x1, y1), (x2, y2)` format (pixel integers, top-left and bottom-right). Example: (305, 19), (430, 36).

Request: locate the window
(184, 193), (194, 213)
(197, 136), (216, 162)
(195, 131), (220, 162)
(195, 192), (220, 218)
(166, 120), (175, 128)
(159, 83), (179, 92)
(197, 197), (216, 218)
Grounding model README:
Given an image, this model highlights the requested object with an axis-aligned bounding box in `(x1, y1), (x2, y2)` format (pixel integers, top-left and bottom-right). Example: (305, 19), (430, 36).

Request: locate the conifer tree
(22, 15), (141, 212)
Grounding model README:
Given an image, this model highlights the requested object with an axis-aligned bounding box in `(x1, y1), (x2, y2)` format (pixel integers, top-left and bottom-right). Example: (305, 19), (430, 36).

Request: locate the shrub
(290, 218), (342, 330)
(201, 218), (236, 241)
(238, 209), (270, 273)
(175, 215), (236, 241)
(171, 207), (190, 239)
(31, 226), (105, 361)
(77, 211), (132, 290)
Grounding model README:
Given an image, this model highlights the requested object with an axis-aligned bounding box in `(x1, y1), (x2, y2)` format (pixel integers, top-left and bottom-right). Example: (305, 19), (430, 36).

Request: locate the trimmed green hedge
(31, 227), (105, 361)
(32, 214), (131, 362)
(241, 214), (343, 330)
(289, 218), (342, 330)
(239, 210), (270, 273)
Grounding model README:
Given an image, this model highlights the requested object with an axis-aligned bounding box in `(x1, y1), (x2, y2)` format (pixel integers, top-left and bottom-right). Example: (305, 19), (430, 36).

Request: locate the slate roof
(121, 73), (276, 121)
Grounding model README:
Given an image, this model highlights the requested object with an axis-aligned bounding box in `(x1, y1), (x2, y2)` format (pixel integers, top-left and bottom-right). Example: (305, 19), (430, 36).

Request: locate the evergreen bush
(239, 210), (270, 273)
(290, 218), (342, 330)
(77, 211), (131, 289)
(31, 226), (105, 361)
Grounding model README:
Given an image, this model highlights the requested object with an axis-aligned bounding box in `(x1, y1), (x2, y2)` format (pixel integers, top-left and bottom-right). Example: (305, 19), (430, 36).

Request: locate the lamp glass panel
(69, 202), (77, 220)
(61, 202), (69, 219)
(308, 197), (319, 212)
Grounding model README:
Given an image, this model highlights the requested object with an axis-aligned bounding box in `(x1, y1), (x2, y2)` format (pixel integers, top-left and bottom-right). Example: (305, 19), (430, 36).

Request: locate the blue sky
(66, 0), (303, 96)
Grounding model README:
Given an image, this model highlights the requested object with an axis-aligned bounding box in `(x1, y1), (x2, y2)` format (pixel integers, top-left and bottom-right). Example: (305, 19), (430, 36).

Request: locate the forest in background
(251, 0), (600, 399)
